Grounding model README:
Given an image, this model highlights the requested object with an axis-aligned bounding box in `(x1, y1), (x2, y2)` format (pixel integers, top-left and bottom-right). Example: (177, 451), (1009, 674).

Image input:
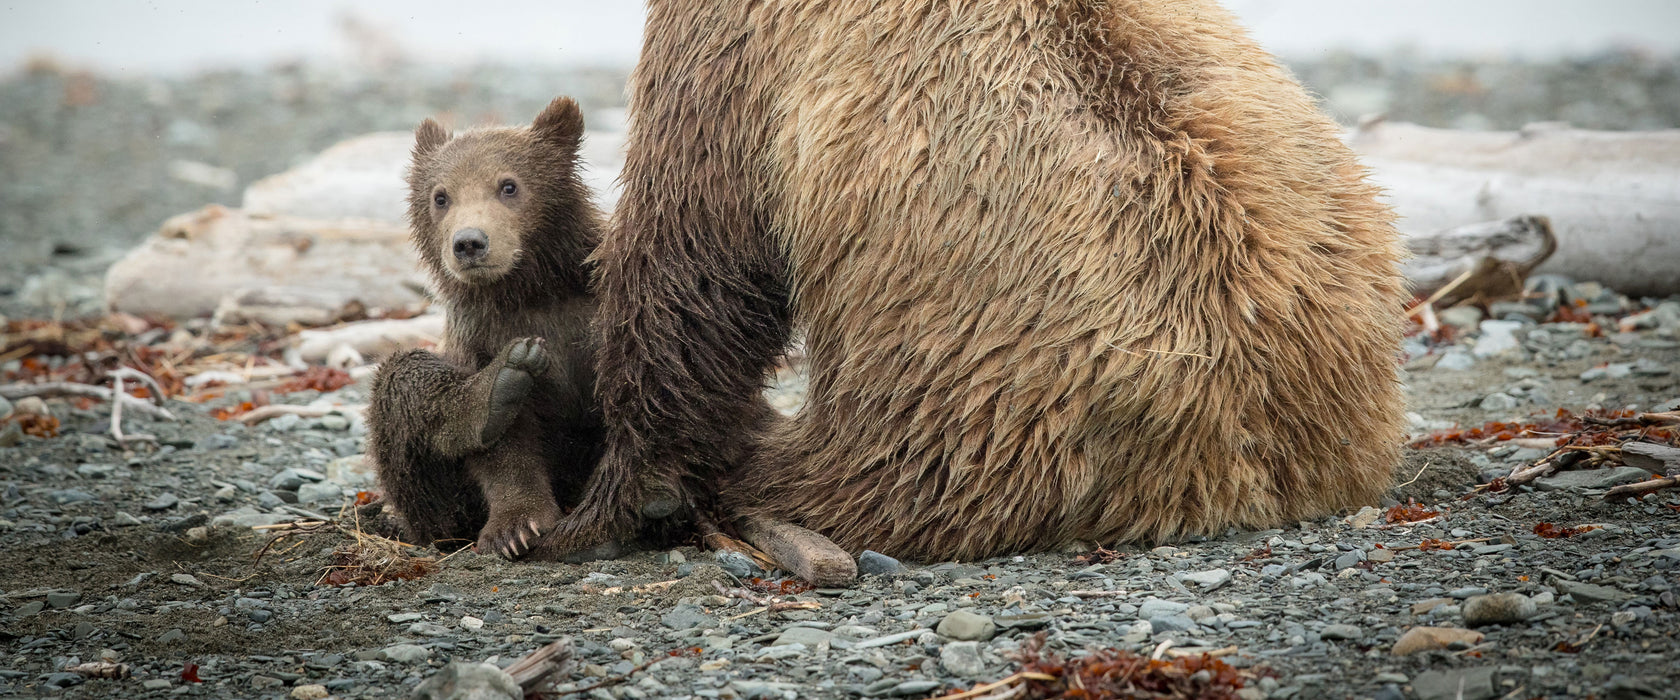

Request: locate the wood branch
(737, 514), (858, 588)
(290, 314), (445, 364)
(1352, 121), (1680, 296)
(238, 404), (364, 426)
(0, 382), (175, 421)
(106, 367), (166, 406)
(1602, 476), (1680, 501)
(504, 638), (573, 692)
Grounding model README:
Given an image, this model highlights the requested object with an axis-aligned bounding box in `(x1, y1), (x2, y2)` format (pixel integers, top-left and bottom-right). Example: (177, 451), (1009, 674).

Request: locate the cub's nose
(452, 228), (489, 262)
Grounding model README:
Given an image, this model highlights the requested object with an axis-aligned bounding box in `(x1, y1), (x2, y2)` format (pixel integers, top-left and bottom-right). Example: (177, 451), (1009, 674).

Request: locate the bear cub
(367, 96), (603, 559)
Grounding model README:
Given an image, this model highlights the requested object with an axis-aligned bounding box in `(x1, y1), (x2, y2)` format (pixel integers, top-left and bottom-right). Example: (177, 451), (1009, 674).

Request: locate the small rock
(410, 662), (521, 700)
(0, 422), (21, 447)
(296, 481), (342, 504)
(1334, 550), (1365, 571)
(141, 679), (172, 690)
(409, 622), (452, 637)
(170, 573), (203, 587)
(158, 628), (186, 644)
(460, 615), (484, 630)
(1553, 579), (1632, 603)
(388, 612), (424, 623)
(1413, 666), (1498, 700)
(249, 609), (272, 623)
(937, 610), (996, 641)
(381, 644), (431, 664)
(46, 590), (82, 608)
(1437, 306), (1483, 330)
(940, 641), (987, 678)
(993, 613), (1052, 630)
(857, 550), (904, 576)
(891, 680), (942, 697)
(1137, 599), (1189, 618)
(1479, 392), (1518, 412)
(290, 684), (330, 700)
(0, 395), (11, 419)
(1177, 568), (1231, 590)
(1534, 467), (1652, 492)
(1472, 320), (1524, 358)
(1367, 548), (1394, 563)
(1121, 619), (1152, 643)
(1320, 623), (1363, 640)
(144, 492), (180, 511)
(12, 396), (50, 417)
(714, 550), (759, 579)
(774, 626), (833, 648)
(1461, 593), (1536, 626)
(1150, 614), (1196, 632)
(660, 604), (716, 631)
(48, 489), (97, 505)
(1346, 506), (1382, 529)
(754, 643), (807, 661)
(1392, 627), (1484, 656)
(1435, 350), (1476, 371)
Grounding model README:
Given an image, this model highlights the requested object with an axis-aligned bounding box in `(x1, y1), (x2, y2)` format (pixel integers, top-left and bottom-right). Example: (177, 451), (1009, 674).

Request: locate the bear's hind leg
(468, 415), (564, 560)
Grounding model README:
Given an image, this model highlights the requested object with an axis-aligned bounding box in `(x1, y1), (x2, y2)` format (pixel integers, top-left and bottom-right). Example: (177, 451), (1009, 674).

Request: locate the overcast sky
(2, 1), (1677, 76)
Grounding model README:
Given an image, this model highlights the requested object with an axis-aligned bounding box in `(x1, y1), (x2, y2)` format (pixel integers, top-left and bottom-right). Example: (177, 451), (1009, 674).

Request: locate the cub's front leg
(429, 337), (551, 458)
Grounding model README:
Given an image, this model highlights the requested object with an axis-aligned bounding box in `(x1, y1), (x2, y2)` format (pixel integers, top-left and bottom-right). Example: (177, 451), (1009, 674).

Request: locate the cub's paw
(476, 507), (560, 560)
(481, 337), (547, 444)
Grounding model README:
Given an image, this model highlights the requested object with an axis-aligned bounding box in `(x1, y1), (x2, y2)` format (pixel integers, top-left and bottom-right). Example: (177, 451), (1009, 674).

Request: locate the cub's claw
(477, 509), (557, 561)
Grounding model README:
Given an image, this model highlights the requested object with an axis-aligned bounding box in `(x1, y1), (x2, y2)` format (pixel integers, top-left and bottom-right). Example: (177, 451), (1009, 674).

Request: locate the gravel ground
(2, 53), (1679, 700)
(1, 284), (1678, 700)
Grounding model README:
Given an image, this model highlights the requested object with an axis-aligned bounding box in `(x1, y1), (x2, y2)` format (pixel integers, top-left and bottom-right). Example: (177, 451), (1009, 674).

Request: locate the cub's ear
(414, 118), (450, 159)
(532, 96), (584, 149)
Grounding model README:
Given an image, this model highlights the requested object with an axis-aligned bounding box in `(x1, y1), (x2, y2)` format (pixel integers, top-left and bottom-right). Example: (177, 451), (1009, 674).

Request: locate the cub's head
(406, 97), (598, 296)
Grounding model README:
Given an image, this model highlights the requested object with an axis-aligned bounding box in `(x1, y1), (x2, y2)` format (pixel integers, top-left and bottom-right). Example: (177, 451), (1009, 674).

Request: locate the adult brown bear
(536, 0), (1407, 562)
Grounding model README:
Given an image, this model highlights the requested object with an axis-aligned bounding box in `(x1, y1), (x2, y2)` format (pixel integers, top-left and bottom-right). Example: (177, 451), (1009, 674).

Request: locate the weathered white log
(103, 205), (428, 320)
(1351, 121), (1680, 296)
(242, 132), (415, 222)
(290, 314), (446, 364)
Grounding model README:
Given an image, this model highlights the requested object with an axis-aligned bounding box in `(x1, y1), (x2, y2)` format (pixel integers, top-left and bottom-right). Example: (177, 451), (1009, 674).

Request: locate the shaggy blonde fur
(541, 0), (1407, 562)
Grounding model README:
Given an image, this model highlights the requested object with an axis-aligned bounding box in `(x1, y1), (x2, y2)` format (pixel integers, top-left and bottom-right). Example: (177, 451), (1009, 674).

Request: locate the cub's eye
(433, 192), (448, 208)
(500, 180), (518, 197)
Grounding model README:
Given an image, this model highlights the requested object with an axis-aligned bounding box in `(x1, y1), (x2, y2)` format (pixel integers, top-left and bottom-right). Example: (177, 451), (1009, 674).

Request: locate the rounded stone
(1461, 592), (1537, 626)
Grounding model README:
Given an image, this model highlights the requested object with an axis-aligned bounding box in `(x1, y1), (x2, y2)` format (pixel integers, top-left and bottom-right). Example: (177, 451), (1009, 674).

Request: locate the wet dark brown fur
(534, 1), (1408, 562)
(367, 97), (604, 559)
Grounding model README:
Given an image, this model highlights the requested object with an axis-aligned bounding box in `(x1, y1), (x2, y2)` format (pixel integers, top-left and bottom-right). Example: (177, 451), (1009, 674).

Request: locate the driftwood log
(1352, 121), (1680, 296)
(737, 514), (859, 588)
(289, 314), (446, 364)
(103, 205), (427, 322)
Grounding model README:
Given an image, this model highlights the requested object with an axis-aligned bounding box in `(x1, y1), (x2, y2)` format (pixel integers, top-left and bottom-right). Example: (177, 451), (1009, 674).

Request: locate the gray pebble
(381, 644), (432, 663)
(411, 662), (521, 700)
(714, 550), (759, 579)
(46, 590), (82, 608)
(939, 640), (987, 678)
(857, 550), (904, 576)
(144, 492), (180, 510)
(1320, 624), (1363, 640)
(936, 610), (995, 641)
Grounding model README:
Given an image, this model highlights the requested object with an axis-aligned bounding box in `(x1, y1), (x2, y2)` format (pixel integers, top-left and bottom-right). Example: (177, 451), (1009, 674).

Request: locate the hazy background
(2, 0), (1677, 317)
(2, 0), (1679, 74)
